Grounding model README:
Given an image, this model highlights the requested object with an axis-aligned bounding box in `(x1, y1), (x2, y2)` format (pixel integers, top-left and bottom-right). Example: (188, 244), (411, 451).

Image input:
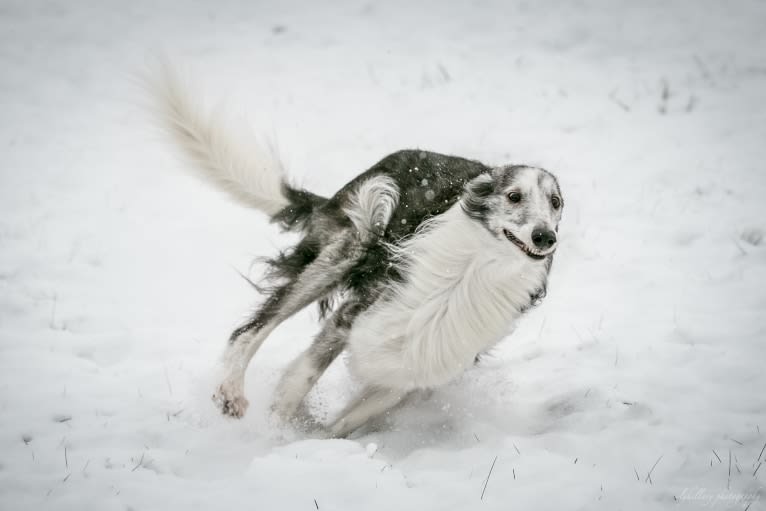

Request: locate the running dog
(151, 64), (564, 437)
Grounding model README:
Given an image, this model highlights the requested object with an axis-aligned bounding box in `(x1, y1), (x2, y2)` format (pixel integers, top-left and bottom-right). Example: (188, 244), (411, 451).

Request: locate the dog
(151, 64), (564, 437)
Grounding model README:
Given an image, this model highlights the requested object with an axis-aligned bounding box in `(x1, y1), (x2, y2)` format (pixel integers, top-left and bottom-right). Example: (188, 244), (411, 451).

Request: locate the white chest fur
(346, 205), (548, 390)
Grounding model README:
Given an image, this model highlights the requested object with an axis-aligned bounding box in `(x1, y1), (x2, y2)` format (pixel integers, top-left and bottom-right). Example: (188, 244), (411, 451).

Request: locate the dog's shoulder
(381, 150), (490, 241)
(371, 149), (492, 241)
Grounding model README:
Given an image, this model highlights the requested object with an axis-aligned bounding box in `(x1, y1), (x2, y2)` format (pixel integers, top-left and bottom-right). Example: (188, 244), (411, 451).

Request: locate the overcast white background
(1, 1), (765, 509)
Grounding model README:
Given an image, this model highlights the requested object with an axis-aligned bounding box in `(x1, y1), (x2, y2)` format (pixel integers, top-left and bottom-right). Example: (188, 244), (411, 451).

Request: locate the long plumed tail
(147, 59), (298, 217)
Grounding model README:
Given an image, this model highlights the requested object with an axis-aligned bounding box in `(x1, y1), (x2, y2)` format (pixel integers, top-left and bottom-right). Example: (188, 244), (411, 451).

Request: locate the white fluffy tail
(343, 176), (399, 239)
(147, 59), (289, 216)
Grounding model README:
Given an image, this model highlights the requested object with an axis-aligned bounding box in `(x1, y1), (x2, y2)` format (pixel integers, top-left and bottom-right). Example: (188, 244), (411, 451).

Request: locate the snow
(1, 0), (765, 509)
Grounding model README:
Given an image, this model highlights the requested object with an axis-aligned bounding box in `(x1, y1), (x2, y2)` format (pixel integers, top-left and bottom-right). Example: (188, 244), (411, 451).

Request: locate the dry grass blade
(727, 449), (731, 489)
(480, 456), (498, 501)
(645, 455), (663, 484)
(131, 453), (145, 472)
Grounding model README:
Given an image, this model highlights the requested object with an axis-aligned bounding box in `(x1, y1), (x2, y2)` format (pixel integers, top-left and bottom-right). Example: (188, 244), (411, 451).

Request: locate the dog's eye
(508, 191), (522, 203)
(551, 196), (561, 210)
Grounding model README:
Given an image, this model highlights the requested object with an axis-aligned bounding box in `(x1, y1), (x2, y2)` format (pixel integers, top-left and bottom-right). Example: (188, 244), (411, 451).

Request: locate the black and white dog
(153, 65), (564, 437)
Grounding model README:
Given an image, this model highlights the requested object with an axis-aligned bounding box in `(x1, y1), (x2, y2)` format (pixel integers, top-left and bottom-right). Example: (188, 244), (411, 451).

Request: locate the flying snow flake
(421, 179), (428, 186)
(425, 190), (435, 200)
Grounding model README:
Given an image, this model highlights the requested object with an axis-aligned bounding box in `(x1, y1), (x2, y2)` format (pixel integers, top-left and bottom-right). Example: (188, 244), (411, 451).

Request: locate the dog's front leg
(273, 299), (365, 421)
(329, 386), (408, 438)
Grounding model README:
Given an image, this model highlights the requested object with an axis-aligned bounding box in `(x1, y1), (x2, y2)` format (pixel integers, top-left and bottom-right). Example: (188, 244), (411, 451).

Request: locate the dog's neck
(392, 204), (548, 298)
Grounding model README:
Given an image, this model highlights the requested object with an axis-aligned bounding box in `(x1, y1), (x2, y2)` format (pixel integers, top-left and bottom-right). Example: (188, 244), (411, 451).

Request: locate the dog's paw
(212, 384), (249, 418)
(328, 419), (353, 439)
(271, 397), (302, 423)
(273, 404), (323, 430)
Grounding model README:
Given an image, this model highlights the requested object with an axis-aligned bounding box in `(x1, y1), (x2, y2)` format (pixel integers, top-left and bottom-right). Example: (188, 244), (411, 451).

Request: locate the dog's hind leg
(272, 299), (366, 422)
(329, 386), (410, 438)
(214, 233), (361, 418)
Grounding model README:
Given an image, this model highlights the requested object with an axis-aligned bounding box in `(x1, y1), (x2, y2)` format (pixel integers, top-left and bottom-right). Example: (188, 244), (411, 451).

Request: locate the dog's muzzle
(503, 229), (550, 260)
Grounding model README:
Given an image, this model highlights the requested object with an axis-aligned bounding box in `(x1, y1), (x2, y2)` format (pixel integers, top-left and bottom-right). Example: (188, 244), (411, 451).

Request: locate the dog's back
(267, 150), (491, 304)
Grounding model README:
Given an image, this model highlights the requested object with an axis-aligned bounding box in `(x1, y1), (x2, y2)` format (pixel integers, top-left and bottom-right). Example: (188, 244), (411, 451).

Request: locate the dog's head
(461, 165), (563, 260)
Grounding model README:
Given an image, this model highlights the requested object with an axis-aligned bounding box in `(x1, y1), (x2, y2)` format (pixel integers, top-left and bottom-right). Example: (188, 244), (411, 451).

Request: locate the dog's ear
(461, 172), (495, 221)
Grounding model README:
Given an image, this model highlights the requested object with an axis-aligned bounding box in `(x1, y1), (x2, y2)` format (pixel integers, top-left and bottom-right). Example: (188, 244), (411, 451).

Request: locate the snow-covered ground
(1, 0), (765, 509)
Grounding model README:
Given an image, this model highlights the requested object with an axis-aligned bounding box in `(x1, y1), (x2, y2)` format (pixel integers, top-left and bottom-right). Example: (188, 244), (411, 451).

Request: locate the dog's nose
(531, 227), (557, 249)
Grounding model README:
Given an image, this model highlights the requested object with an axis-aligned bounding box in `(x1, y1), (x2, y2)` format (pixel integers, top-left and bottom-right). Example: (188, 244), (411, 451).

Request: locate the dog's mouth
(503, 229), (549, 260)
